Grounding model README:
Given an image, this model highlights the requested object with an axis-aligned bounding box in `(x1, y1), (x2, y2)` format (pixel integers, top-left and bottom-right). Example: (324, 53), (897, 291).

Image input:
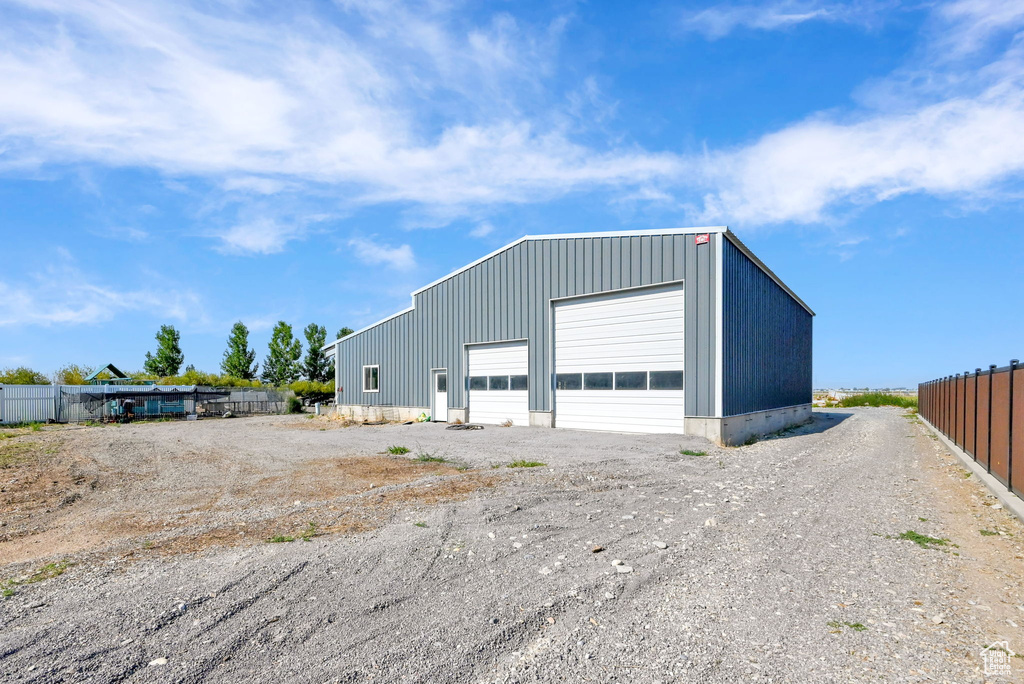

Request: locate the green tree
(336, 327), (354, 340)
(0, 367), (50, 385)
(143, 325), (184, 377)
(53, 364), (95, 385)
(302, 323), (332, 383)
(261, 321), (302, 386)
(221, 321), (259, 380)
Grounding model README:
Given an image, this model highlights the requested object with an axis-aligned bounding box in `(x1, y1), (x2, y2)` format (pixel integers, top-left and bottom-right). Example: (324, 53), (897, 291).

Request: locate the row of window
(363, 366), (683, 393)
(469, 375), (529, 391)
(556, 370), (684, 391)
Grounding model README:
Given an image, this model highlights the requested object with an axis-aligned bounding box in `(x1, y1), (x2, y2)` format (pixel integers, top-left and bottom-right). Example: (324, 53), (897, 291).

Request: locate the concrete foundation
(529, 411), (553, 428)
(686, 404), (812, 446)
(334, 404), (428, 422)
(334, 402), (810, 443)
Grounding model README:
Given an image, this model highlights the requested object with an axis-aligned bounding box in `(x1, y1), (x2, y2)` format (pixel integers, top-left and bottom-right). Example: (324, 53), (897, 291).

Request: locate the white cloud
(470, 221), (495, 238)
(566, 76), (619, 125)
(222, 176), (292, 195)
(939, 0), (1024, 55)
(0, 250), (202, 327)
(681, 1), (882, 40)
(690, 1), (1024, 224)
(240, 316), (278, 333)
(216, 217), (309, 255)
(696, 88), (1024, 223)
(0, 0), (670, 220)
(0, 0), (1022, 238)
(347, 235), (416, 270)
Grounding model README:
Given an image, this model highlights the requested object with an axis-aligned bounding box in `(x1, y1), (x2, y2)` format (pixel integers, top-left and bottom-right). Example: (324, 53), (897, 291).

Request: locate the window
(469, 376), (488, 391)
(555, 373), (583, 390)
(362, 365), (379, 393)
(436, 373), (447, 392)
(488, 375), (509, 390)
(615, 371), (647, 390)
(649, 370), (684, 390)
(584, 372), (613, 390)
(509, 375), (529, 391)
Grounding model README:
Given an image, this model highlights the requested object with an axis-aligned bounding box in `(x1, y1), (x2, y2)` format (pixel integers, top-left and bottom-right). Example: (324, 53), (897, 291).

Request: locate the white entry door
(554, 284), (685, 434)
(432, 370), (448, 422)
(467, 341), (529, 426)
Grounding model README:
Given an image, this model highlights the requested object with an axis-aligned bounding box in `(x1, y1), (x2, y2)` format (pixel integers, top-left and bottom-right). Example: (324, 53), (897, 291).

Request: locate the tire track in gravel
(3, 411), (996, 683)
(368, 413), (909, 682)
(475, 409), (966, 682)
(689, 412), (901, 677)
(493, 410), (919, 682)
(440, 478), (696, 682)
(668, 409), (975, 681)
(161, 561), (312, 684)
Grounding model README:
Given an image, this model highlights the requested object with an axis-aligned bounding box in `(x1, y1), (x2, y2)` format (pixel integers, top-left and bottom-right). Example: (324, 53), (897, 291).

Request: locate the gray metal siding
(335, 233), (719, 416)
(721, 239), (812, 416)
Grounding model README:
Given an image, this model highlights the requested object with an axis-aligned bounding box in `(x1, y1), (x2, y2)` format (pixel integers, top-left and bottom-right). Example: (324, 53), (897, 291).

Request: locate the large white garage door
(468, 341), (529, 426)
(554, 284), (685, 434)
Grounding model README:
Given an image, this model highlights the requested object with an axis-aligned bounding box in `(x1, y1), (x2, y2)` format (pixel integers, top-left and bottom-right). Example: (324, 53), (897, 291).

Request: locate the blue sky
(1, 0), (1022, 388)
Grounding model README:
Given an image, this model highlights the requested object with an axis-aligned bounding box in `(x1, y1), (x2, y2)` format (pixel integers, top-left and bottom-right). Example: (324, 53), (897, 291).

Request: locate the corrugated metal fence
(0, 385), (292, 423)
(0, 385), (59, 423)
(58, 386), (207, 423)
(919, 360), (1023, 498)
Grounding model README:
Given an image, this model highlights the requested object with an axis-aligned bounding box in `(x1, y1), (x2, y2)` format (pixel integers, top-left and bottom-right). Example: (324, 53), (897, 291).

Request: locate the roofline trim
(322, 306), (414, 351)
(324, 227), (727, 350)
(410, 226), (728, 297)
(722, 230), (815, 316)
(322, 225), (813, 349)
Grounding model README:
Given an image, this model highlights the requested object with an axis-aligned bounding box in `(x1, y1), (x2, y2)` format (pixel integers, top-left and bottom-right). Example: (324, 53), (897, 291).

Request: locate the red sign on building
(695, 233), (710, 245)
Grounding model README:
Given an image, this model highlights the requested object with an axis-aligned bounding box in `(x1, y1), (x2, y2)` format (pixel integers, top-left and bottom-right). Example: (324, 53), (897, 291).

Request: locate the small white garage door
(468, 341), (529, 426)
(554, 284), (685, 434)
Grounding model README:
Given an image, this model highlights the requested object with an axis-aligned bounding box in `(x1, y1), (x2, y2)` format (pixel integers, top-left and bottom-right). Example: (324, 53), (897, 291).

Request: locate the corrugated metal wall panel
(335, 233), (720, 416)
(0, 385), (210, 423)
(0, 385), (57, 423)
(721, 239), (813, 416)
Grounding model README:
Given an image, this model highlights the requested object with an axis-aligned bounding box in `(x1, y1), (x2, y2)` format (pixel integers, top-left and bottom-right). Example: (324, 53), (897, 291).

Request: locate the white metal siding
(0, 385), (57, 423)
(554, 285), (685, 434)
(468, 342), (529, 426)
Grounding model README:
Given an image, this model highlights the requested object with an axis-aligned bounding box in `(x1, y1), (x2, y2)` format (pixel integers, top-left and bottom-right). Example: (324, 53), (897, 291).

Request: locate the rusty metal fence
(919, 360), (1023, 498)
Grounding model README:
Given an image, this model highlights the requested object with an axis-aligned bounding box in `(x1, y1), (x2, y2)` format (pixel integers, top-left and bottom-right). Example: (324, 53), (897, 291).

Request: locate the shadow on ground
(772, 409), (853, 438)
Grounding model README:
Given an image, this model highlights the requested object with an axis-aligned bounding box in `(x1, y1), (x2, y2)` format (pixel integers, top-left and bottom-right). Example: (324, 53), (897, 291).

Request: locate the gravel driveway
(3, 408), (1024, 683)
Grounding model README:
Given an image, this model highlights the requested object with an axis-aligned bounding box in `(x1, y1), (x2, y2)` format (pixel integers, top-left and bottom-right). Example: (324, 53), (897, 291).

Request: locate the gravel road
(3, 408), (1024, 683)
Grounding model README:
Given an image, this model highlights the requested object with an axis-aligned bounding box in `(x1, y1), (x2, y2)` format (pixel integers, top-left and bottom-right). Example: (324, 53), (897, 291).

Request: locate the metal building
(325, 227), (813, 444)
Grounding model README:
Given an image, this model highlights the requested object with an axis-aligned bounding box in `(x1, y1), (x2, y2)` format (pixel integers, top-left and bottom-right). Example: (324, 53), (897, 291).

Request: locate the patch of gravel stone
(0, 409), (1008, 682)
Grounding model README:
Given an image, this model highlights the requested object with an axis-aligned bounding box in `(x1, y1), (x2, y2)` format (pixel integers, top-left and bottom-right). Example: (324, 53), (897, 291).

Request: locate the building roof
(324, 226), (813, 351)
(84, 363), (131, 381)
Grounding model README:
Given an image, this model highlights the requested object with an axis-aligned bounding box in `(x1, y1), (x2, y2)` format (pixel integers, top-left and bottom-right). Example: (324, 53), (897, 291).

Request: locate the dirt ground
(1, 418), (498, 566)
(3, 410), (1024, 682)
